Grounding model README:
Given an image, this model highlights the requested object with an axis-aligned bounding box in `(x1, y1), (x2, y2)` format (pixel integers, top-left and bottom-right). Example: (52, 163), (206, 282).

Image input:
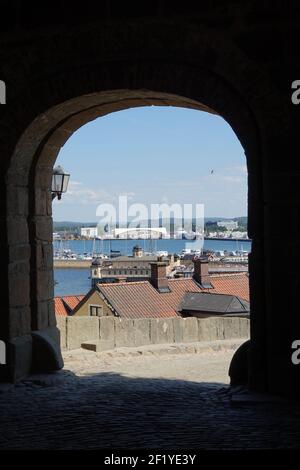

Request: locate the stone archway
(1, 19), (294, 395)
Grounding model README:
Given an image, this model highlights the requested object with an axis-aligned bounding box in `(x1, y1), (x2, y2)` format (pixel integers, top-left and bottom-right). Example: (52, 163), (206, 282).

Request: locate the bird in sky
(210, 169), (214, 174)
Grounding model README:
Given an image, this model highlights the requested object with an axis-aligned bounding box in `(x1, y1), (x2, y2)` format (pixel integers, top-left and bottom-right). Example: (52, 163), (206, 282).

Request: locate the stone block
(7, 216), (29, 245)
(36, 268), (54, 301)
(210, 317), (225, 340)
(67, 316), (100, 350)
(48, 300), (57, 327)
(82, 339), (114, 352)
(172, 317), (183, 343)
(9, 274), (30, 308)
(223, 317), (241, 339)
(6, 186), (28, 216)
(32, 327), (64, 372)
(9, 334), (32, 382)
(115, 318), (134, 348)
(150, 318), (174, 344)
(182, 317), (198, 343)
(9, 244), (31, 264)
(239, 318), (250, 338)
(56, 317), (67, 349)
(133, 319), (151, 347)
(34, 216), (53, 242)
(36, 242), (54, 269)
(36, 300), (49, 330)
(197, 317), (250, 342)
(9, 306), (31, 337)
(99, 316), (115, 349)
(198, 318), (218, 342)
(35, 188), (49, 216)
(35, 165), (53, 188)
(8, 260), (29, 276)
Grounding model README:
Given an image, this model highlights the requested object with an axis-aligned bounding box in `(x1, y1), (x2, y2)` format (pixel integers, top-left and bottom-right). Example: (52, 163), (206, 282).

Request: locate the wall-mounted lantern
(51, 165), (70, 200)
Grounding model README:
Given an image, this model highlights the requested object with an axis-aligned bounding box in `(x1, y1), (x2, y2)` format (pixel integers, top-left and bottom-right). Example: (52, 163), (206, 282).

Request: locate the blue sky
(53, 106), (247, 222)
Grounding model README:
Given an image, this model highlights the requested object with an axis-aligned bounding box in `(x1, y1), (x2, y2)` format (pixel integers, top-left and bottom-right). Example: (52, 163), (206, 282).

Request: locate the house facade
(90, 246), (180, 286)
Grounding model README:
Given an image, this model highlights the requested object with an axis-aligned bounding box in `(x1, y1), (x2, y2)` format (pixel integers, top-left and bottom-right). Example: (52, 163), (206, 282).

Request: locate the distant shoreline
(54, 260), (91, 268)
(54, 236), (251, 242)
(54, 259), (249, 270)
(204, 237), (251, 242)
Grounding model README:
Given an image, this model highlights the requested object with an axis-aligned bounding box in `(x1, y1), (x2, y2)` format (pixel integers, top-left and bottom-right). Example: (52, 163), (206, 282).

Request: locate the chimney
(193, 256), (212, 288)
(150, 262), (170, 292)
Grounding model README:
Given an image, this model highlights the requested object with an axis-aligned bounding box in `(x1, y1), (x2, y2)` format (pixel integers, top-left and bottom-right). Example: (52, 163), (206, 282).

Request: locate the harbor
(53, 237), (251, 261)
(54, 238), (250, 296)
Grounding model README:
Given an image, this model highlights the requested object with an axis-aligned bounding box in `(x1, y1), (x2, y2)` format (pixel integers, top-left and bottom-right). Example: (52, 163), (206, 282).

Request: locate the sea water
(54, 238), (251, 296)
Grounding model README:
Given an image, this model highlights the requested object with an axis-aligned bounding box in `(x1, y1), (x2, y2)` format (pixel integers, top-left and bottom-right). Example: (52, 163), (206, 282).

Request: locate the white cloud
(235, 165), (247, 174)
(54, 181), (113, 205)
(68, 180), (83, 187)
(213, 175), (245, 184)
(201, 165), (247, 185)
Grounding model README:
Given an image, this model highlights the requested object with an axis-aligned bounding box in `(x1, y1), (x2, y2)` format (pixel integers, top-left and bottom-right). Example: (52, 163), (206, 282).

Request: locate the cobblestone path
(0, 346), (299, 449)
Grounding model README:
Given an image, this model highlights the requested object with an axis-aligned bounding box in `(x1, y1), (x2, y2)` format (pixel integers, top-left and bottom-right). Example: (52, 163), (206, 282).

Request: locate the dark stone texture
(0, 1), (299, 397)
(32, 329), (64, 373)
(229, 339), (250, 386)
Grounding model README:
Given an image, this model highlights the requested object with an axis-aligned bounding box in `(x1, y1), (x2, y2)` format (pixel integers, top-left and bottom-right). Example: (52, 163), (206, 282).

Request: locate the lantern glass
(62, 173), (70, 193)
(52, 165), (70, 197)
(52, 172), (64, 193)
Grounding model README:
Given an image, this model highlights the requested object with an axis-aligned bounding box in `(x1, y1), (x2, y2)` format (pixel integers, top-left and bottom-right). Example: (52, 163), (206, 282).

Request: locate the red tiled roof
(54, 297), (68, 316)
(97, 273), (249, 319)
(206, 273), (249, 302)
(54, 295), (85, 316)
(98, 282), (179, 319)
(62, 295), (84, 311)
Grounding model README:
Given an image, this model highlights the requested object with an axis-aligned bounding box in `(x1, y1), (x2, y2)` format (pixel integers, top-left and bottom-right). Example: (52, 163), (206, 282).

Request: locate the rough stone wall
(0, 1), (299, 395)
(57, 316), (250, 351)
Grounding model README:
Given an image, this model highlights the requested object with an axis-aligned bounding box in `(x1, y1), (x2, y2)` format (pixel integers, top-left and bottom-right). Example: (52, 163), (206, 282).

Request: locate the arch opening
(52, 103), (250, 386)
(5, 80), (263, 384)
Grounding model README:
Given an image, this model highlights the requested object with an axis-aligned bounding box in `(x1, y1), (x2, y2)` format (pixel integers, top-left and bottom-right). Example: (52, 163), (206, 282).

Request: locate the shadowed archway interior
(1, 10), (298, 398)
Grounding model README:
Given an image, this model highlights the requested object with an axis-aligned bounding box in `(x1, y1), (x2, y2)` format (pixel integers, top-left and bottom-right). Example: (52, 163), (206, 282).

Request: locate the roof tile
(54, 295), (84, 316)
(55, 273), (249, 318)
(54, 297), (68, 316)
(97, 273), (249, 319)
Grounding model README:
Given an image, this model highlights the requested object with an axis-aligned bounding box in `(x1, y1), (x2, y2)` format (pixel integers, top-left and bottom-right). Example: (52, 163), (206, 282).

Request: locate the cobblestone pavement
(0, 343), (300, 450)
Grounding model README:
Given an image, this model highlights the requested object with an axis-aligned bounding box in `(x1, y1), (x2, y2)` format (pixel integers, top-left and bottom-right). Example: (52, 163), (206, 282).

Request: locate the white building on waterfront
(112, 227), (168, 239)
(81, 227), (98, 238)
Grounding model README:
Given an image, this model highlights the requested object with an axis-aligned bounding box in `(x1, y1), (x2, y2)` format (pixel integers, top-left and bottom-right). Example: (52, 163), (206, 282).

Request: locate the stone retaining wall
(56, 316), (250, 351)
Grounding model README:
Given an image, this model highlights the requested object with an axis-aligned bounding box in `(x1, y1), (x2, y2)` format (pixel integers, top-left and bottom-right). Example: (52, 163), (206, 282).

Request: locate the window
(90, 305), (103, 316)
